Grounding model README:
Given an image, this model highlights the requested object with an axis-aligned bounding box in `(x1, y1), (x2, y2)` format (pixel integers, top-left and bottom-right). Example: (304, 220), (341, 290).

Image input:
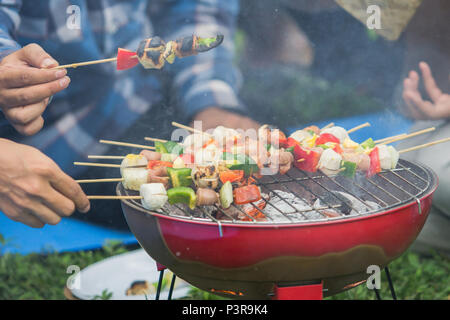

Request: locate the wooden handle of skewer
(321, 122), (334, 130)
(99, 139), (155, 150)
(171, 121), (212, 136)
(76, 178), (124, 183)
(87, 195), (143, 200)
(52, 57), (118, 70)
(347, 122), (371, 134)
(74, 162), (121, 168)
(378, 127), (436, 146)
(398, 137), (450, 154)
(52, 47), (155, 70)
(144, 137), (168, 143)
(374, 133), (407, 144)
(88, 155), (126, 160)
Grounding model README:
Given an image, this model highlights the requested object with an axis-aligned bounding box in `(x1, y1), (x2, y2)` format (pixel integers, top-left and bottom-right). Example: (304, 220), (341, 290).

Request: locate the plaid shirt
(0, 0), (244, 176)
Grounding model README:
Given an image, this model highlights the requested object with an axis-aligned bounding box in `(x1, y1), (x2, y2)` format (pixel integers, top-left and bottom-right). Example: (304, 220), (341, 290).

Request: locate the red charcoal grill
(118, 159), (438, 300)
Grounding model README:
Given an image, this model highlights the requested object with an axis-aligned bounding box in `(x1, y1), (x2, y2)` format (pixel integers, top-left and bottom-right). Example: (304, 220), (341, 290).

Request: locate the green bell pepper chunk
(164, 141), (183, 155)
(222, 152), (259, 176)
(339, 160), (357, 178)
(361, 138), (375, 149)
(316, 144), (330, 150)
(167, 187), (197, 209)
(167, 167), (192, 188)
(154, 141), (168, 154)
(155, 141), (183, 155)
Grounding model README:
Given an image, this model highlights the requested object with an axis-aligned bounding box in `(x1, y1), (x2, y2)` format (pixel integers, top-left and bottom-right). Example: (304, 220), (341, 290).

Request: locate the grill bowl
(119, 160), (437, 299)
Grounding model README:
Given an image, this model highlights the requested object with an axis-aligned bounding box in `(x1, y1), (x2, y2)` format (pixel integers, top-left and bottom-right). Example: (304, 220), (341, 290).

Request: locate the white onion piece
(122, 168), (148, 191)
(321, 126), (349, 143)
(377, 145), (392, 170)
(120, 154), (148, 176)
(289, 130), (312, 143)
(387, 145), (399, 169)
(140, 183), (167, 210)
(318, 148), (342, 173)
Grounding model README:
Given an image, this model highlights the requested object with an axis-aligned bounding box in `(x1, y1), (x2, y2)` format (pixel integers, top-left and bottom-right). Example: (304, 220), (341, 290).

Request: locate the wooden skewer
(87, 193), (166, 200)
(52, 47), (157, 70)
(73, 162), (121, 168)
(88, 155), (126, 160)
(87, 195), (143, 200)
(374, 133), (407, 144)
(378, 127), (436, 146)
(144, 137), (168, 143)
(398, 137), (450, 154)
(53, 57), (118, 70)
(321, 122), (334, 130)
(99, 139), (155, 150)
(171, 121), (212, 136)
(347, 122), (371, 134)
(76, 178), (124, 183)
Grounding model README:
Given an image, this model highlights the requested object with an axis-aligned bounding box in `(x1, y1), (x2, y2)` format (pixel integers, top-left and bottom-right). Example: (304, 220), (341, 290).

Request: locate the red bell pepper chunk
(333, 143), (343, 154)
(233, 185), (262, 205)
(219, 170), (244, 184)
(367, 147), (381, 178)
(280, 137), (300, 149)
(293, 145), (321, 172)
(117, 48), (139, 70)
(147, 160), (173, 170)
(316, 133), (340, 146)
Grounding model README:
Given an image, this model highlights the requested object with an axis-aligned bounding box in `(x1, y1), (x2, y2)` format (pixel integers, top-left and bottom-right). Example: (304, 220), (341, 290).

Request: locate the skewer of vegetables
(53, 34), (224, 70)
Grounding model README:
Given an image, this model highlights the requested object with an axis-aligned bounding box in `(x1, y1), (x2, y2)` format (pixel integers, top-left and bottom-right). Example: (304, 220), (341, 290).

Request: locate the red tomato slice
(367, 147), (381, 178)
(219, 170), (244, 184)
(316, 133), (340, 146)
(293, 145), (321, 172)
(233, 185), (262, 205)
(280, 137), (299, 149)
(147, 160), (173, 170)
(117, 48), (139, 70)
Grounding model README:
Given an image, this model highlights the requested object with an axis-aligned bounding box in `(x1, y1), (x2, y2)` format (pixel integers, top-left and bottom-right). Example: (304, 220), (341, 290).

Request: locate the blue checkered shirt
(0, 0), (244, 176)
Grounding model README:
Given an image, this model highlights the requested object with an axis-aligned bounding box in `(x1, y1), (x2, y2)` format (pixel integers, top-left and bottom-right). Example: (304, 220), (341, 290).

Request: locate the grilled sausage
(196, 188), (219, 206)
(140, 150), (162, 161)
(279, 151), (294, 175)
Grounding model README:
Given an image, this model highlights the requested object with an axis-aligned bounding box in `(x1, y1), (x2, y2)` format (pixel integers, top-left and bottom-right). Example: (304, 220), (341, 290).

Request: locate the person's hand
(402, 61), (450, 120)
(0, 139), (90, 228)
(191, 107), (260, 131)
(0, 44), (70, 136)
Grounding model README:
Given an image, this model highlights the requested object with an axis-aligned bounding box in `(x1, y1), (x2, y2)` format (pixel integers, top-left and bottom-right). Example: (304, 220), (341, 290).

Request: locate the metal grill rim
(120, 159), (436, 226)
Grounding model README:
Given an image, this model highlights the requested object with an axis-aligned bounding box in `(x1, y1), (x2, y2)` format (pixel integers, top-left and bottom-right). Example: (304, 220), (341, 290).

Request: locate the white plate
(70, 249), (192, 300)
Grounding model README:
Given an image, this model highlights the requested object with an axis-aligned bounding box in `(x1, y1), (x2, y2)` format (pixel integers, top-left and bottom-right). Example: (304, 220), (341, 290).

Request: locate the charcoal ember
(314, 191), (381, 215)
(318, 191), (353, 215)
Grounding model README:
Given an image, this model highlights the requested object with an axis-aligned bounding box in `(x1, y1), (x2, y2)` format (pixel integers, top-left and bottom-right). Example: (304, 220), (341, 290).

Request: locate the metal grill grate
(122, 159), (434, 226)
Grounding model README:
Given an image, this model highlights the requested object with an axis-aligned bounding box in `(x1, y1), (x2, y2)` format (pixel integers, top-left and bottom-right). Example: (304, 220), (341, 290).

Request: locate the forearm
(0, 0), (22, 60)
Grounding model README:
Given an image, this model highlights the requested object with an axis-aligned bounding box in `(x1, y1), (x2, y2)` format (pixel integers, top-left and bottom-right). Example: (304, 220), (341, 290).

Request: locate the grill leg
(374, 288), (382, 300)
(155, 269), (165, 300)
(167, 274), (177, 300)
(384, 267), (397, 300)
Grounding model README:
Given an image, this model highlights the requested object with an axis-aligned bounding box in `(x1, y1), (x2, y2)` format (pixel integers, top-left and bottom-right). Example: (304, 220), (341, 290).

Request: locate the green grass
(0, 235), (448, 300)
